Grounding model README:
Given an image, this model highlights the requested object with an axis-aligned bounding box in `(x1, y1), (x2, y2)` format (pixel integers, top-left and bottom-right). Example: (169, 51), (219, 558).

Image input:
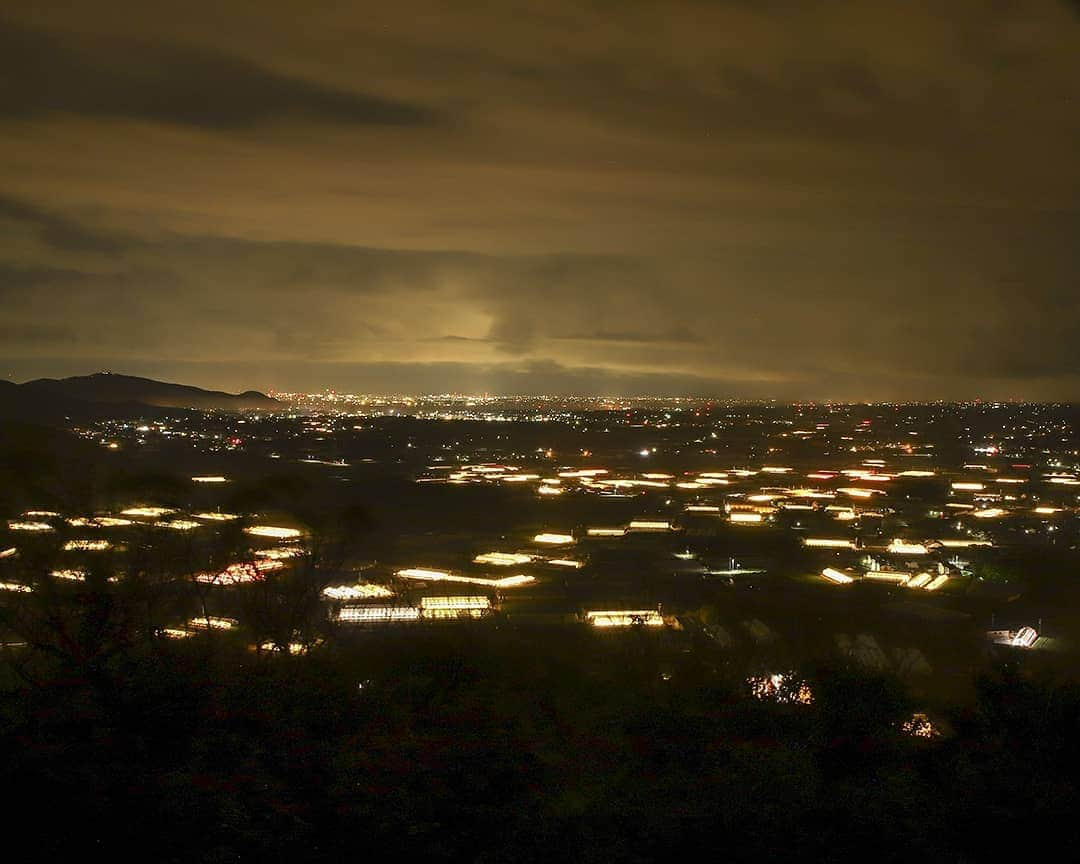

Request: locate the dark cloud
(0, 196), (128, 253)
(0, 18), (438, 129)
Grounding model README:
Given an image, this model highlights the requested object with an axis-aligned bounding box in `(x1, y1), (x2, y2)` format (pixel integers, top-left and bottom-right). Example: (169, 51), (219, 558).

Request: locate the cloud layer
(1, 1), (1078, 398)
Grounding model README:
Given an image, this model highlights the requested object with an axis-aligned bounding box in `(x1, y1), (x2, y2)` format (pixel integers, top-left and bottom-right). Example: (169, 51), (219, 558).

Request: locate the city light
(888, 539), (928, 555)
(533, 532), (575, 545)
(585, 609), (664, 628)
(322, 583), (394, 600)
(474, 552), (533, 566)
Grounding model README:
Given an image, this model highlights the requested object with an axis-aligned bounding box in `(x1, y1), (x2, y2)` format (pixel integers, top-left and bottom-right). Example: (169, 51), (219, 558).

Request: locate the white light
(822, 567), (854, 584)
(335, 605), (421, 623)
(322, 583), (394, 600)
(887, 539), (928, 555)
(191, 476), (228, 484)
(628, 520), (673, 531)
(63, 539), (111, 551)
(533, 532), (575, 545)
(0, 581), (31, 593)
(8, 521), (53, 532)
(474, 552), (534, 566)
(121, 507), (175, 518)
(95, 517), (134, 527)
(863, 571), (910, 584)
(396, 568), (534, 588)
(905, 572), (932, 589)
(420, 595), (491, 619)
(586, 609), (663, 628)
(245, 526), (302, 539)
(186, 616), (237, 630)
(803, 538), (854, 549)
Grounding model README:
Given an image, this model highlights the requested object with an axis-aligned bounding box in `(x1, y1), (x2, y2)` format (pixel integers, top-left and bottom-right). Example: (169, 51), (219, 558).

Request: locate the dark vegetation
(3, 418), (1080, 861)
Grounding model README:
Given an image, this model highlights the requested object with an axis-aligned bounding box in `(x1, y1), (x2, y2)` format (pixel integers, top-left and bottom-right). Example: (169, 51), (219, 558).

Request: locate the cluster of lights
(748, 674), (814, 705)
(902, 713), (939, 739)
(63, 539), (112, 551)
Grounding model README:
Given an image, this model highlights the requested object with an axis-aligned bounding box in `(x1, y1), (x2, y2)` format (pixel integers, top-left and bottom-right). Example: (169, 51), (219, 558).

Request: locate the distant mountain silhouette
(0, 372), (280, 419)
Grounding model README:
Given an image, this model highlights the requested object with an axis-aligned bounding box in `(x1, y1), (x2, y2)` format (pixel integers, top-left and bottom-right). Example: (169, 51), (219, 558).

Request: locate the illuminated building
(802, 538), (854, 549)
(822, 567), (854, 584)
(862, 571), (910, 585)
(121, 507), (175, 518)
(0, 581), (32, 593)
(420, 595), (491, 619)
(474, 552), (533, 566)
(533, 532), (575, 545)
(627, 520), (673, 532)
(887, 539), (928, 555)
(335, 605), (421, 624)
(923, 574), (949, 591)
(245, 525), (303, 539)
(186, 616), (238, 630)
(322, 583), (394, 601)
(7, 521), (54, 532)
(905, 572), (932, 589)
(585, 609), (664, 628)
(396, 568), (534, 588)
(195, 559), (284, 585)
(63, 539), (111, 551)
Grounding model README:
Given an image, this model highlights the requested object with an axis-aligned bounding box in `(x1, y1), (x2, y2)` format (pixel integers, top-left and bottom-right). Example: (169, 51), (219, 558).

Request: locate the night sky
(2, 1), (1078, 399)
